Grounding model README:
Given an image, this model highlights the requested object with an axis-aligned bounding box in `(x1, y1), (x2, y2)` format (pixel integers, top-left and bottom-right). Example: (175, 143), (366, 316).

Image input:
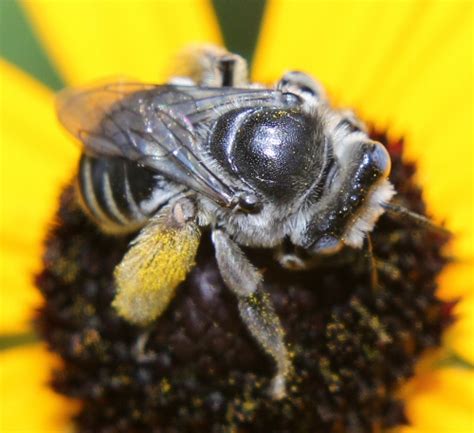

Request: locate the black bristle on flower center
(36, 131), (451, 433)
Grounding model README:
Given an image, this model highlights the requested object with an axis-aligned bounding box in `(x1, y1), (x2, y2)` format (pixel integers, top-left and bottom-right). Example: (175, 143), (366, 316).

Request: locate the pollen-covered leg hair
(212, 229), (291, 400)
(113, 198), (200, 326)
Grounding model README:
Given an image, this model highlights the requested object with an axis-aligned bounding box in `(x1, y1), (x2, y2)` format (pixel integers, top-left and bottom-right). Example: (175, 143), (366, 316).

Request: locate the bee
(57, 46), (445, 400)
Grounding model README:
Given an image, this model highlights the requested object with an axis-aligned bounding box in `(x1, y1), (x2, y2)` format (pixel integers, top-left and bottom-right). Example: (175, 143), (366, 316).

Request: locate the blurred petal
(0, 344), (78, 432)
(399, 366), (474, 433)
(21, 0), (222, 85)
(0, 59), (79, 333)
(254, 0), (473, 263)
(436, 259), (474, 364)
(444, 294), (474, 366)
(437, 261), (473, 301)
(0, 248), (40, 334)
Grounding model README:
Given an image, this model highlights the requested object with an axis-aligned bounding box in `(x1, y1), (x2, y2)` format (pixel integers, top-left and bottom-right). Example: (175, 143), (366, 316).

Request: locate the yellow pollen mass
(113, 221), (200, 326)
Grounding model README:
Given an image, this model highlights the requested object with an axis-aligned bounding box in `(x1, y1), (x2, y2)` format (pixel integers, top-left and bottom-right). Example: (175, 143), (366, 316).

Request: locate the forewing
(57, 81), (157, 158)
(57, 82), (295, 207)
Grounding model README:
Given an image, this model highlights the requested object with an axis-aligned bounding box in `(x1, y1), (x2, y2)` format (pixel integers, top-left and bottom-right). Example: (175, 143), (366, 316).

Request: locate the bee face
(300, 139), (393, 254)
(57, 45), (441, 400)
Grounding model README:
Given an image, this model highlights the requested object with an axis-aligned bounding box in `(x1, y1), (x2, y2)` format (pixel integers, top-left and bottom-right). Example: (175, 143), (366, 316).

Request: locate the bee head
(298, 141), (395, 255)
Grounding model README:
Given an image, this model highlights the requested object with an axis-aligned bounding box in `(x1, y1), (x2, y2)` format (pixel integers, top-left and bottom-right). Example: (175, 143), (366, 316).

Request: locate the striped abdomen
(76, 154), (185, 233)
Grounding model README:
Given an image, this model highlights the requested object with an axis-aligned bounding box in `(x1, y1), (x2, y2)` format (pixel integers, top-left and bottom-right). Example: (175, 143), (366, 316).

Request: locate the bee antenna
(382, 202), (450, 236)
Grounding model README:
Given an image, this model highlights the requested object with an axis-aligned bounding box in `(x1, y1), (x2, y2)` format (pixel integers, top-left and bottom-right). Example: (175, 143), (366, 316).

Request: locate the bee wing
(56, 81), (155, 158)
(57, 81), (293, 207)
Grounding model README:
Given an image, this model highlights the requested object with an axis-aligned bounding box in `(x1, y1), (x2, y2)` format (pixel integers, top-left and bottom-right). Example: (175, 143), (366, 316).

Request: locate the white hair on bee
(167, 76), (195, 86)
(343, 179), (396, 248)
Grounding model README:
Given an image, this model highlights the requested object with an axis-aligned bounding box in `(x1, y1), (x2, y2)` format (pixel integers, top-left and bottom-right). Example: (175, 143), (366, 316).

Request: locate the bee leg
(275, 240), (316, 271)
(212, 229), (291, 400)
(335, 109), (368, 134)
(277, 70), (326, 109)
(170, 45), (249, 87)
(113, 198), (201, 325)
(132, 328), (157, 362)
(238, 290), (291, 400)
(363, 234), (379, 292)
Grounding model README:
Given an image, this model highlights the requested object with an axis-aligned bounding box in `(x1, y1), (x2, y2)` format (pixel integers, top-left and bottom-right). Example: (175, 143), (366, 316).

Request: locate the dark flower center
(35, 130), (451, 433)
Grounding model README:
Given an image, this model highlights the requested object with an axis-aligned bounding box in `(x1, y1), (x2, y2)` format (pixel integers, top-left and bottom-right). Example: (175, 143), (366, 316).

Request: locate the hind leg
(169, 44), (249, 87)
(212, 229), (291, 399)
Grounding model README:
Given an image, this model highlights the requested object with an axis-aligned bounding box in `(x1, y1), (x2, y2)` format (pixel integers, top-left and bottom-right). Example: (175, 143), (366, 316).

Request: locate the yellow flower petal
(444, 294), (474, 366)
(0, 248), (40, 334)
(0, 343), (79, 433)
(437, 261), (473, 301)
(399, 367), (474, 433)
(21, 0), (222, 85)
(436, 260), (474, 362)
(254, 0), (473, 264)
(0, 59), (79, 333)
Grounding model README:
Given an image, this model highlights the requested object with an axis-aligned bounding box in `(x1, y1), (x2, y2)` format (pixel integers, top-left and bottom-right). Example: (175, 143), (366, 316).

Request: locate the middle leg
(212, 229), (291, 399)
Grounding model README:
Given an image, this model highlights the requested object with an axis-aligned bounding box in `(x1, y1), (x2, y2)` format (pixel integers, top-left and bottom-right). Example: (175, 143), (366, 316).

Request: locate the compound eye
(370, 141), (391, 177)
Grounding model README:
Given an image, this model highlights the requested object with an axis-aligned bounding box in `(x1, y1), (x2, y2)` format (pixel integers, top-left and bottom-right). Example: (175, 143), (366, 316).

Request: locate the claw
(268, 373), (287, 400)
